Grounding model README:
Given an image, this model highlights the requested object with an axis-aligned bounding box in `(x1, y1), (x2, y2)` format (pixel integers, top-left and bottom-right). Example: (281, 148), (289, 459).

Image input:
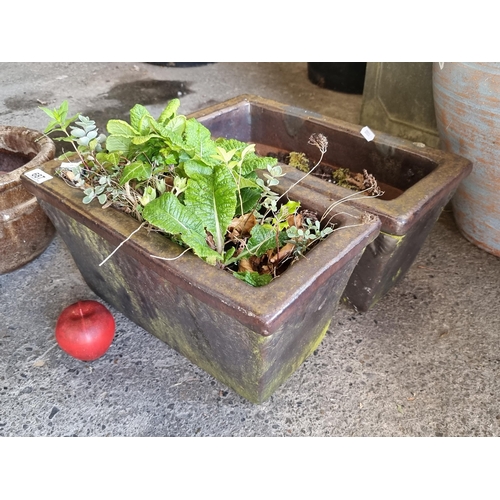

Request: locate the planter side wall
(40, 200), (366, 403)
(342, 199), (447, 310)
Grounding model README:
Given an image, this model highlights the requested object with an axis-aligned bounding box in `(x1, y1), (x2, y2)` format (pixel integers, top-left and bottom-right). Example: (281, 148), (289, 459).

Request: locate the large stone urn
(0, 126), (56, 274)
(433, 62), (500, 256)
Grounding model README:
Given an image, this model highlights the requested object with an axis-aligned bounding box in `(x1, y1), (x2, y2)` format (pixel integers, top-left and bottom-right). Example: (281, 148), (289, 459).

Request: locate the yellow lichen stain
(392, 267), (403, 282)
(256, 319), (331, 403)
(380, 231), (406, 248)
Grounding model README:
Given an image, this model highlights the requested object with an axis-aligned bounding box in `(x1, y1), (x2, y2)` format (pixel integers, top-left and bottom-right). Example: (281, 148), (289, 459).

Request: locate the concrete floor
(1, 62), (499, 437)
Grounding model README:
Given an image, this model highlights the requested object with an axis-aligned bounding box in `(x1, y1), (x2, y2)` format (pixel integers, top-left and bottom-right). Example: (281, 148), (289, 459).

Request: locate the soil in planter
(261, 146), (403, 201)
(0, 149), (35, 175)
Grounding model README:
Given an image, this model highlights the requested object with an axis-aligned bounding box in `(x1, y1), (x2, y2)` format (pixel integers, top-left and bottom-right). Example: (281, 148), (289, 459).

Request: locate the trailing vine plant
(40, 99), (337, 287)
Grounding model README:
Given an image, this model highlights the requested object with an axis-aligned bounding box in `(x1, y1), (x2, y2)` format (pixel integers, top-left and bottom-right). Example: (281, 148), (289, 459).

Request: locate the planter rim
(21, 159), (381, 336)
(0, 125), (56, 191)
(189, 94), (473, 235)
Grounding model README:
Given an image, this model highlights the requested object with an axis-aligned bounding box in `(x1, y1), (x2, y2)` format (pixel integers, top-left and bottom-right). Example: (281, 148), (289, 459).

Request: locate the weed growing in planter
(41, 100), (339, 286)
(268, 150), (384, 197)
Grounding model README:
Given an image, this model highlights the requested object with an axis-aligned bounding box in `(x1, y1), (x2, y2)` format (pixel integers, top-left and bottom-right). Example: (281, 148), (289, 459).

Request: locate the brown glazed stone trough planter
(0, 126), (56, 275)
(21, 159), (380, 404)
(191, 95), (473, 311)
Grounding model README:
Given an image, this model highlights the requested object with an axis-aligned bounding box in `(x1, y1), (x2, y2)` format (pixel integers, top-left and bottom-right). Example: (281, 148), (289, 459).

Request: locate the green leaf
(142, 192), (221, 262)
(183, 159), (213, 178)
(233, 271), (273, 287)
(82, 194), (94, 204)
(157, 150), (177, 165)
(234, 175), (259, 190)
(106, 135), (132, 154)
(106, 119), (137, 137)
(151, 115), (187, 149)
(39, 101), (68, 121)
(119, 161), (152, 185)
(223, 246), (236, 263)
(278, 200), (301, 221)
(214, 146), (238, 164)
(184, 118), (217, 162)
(215, 137), (247, 153)
(162, 114), (186, 138)
(214, 138), (274, 176)
(241, 154), (278, 175)
(57, 151), (77, 161)
(246, 224), (280, 257)
(95, 151), (121, 167)
(158, 99), (180, 124)
(143, 192), (202, 232)
(139, 186), (157, 206)
(184, 163), (237, 254)
(131, 134), (157, 145)
(129, 104), (154, 134)
(236, 187), (261, 215)
(42, 119), (59, 134)
(40, 101), (79, 134)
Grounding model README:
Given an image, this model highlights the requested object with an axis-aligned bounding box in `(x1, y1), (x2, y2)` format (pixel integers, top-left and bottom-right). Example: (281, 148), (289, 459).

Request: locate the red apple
(55, 300), (115, 361)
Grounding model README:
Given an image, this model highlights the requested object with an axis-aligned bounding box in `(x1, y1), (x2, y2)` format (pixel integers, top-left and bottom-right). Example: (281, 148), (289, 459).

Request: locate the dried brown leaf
(238, 258), (255, 273)
(229, 213), (257, 237)
(287, 213), (303, 229)
(205, 231), (216, 250)
(348, 172), (366, 191)
(269, 242), (295, 264)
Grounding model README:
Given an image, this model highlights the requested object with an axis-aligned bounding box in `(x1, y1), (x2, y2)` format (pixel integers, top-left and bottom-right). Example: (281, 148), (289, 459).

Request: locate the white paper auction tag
(360, 126), (375, 142)
(24, 168), (53, 184)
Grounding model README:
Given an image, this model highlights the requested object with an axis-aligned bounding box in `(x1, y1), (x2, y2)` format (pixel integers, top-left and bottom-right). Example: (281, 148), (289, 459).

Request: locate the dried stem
(99, 223), (146, 266)
(275, 133), (328, 205)
(149, 248), (191, 261)
(321, 187), (382, 226)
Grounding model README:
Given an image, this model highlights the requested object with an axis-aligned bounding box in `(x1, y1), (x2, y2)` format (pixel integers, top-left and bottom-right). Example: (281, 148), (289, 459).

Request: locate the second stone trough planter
(21, 158), (380, 404)
(191, 95), (473, 311)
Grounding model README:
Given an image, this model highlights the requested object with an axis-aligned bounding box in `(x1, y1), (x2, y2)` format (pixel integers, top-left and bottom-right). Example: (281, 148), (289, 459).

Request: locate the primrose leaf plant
(40, 99), (336, 286)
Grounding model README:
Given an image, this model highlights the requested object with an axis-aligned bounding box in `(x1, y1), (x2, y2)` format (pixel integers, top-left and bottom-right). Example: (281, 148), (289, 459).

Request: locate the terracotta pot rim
(0, 125), (56, 190)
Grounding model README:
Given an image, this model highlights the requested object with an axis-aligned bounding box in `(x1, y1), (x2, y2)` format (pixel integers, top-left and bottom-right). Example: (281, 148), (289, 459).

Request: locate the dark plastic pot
(21, 159), (380, 404)
(191, 95), (472, 311)
(147, 62), (215, 68)
(307, 62), (367, 94)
